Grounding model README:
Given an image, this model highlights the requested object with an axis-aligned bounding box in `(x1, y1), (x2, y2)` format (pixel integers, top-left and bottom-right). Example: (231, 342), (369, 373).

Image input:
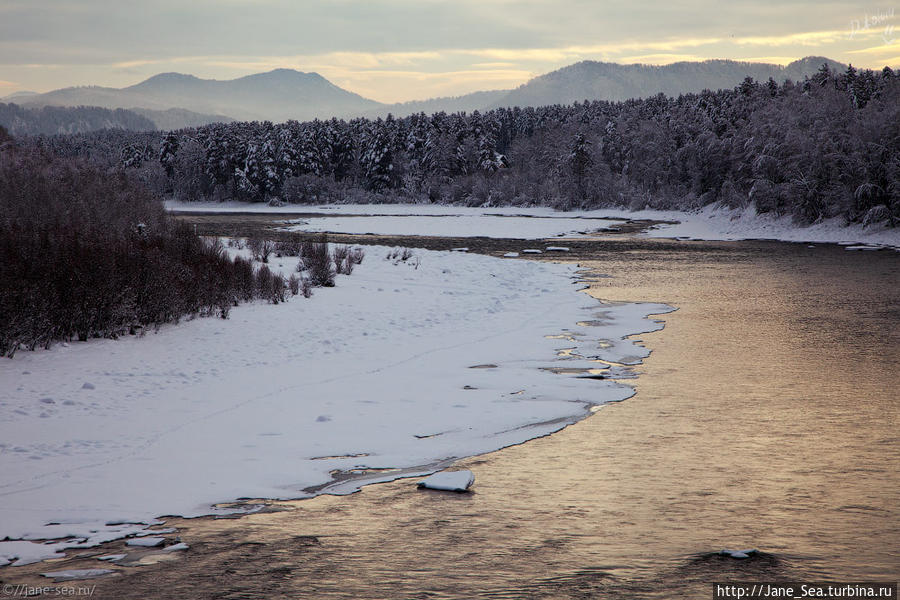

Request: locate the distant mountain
(1, 91), (39, 101)
(0, 102), (156, 135)
(491, 57), (846, 108)
(131, 107), (234, 130)
(18, 69), (384, 123)
(363, 56), (845, 118)
(366, 89), (511, 118)
(15, 57), (849, 127)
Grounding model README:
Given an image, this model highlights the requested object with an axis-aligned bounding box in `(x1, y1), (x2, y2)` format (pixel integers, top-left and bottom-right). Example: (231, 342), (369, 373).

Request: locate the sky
(1, 0), (898, 103)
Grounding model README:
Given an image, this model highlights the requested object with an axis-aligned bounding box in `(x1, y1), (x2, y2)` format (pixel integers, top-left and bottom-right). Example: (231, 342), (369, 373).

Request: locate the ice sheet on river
(0, 245), (672, 566)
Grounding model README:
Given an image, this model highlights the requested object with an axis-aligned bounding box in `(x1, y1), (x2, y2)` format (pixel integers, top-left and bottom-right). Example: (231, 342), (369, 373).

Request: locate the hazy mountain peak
(129, 72), (202, 88)
(493, 55), (848, 108)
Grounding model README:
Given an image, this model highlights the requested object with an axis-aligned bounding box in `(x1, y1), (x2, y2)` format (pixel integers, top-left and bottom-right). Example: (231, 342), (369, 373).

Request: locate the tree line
(0, 102), (156, 136)
(28, 64), (900, 227)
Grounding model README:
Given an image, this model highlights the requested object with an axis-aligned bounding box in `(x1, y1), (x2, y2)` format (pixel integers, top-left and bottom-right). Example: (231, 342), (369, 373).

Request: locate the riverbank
(166, 200), (900, 249)
(2, 234), (896, 599)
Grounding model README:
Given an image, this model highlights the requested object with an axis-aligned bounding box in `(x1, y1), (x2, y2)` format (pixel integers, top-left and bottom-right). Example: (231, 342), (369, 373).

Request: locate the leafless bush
(256, 264), (274, 298)
(247, 236), (275, 263)
(288, 273), (300, 295)
(339, 255), (354, 275)
(232, 256), (256, 302)
(274, 237), (303, 257)
(300, 276), (313, 298)
(350, 247), (365, 265)
(226, 238), (245, 249)
(335, 244), (361, 275)
(385, 247), (414, 263)
(300, 237), (335, 287)
(270, 273), (287, 304)
(333, 244), (350, 268)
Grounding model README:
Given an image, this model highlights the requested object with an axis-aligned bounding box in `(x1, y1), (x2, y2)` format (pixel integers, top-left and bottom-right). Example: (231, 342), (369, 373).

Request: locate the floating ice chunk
(844, 245), (880, 251)
(719, 548), (759, 559)
(41, 569), (114, 581)
(503, 252), (519, 257)
(522, 249), (543, 254)
(97, 554), (127, 561)
(162, 542), (189, 552)
(126, 537), (165, 547)
(417, 470), (475, 492)
(545, 246), (570, 252)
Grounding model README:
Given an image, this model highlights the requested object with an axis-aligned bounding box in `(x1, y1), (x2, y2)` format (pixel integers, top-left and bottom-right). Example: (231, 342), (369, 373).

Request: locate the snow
(96, 554), (127, 561)
(0, 243), (673, 566)
(285, 215), (618, 239)
(125, 537), (165, 547)
(165, 201), (900, 248)
(41, 569), (114, 581)
(417, 470), (475, 492)
(503, 252), (519, 258)
(629, 204), (900, 249)
(719, 549), (759, 559)
(162, 542), (189, 552)
(546, 246), (571, 252)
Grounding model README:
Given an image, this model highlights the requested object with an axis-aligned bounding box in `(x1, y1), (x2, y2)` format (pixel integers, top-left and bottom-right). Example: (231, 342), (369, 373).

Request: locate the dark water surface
(6, 237), (898, 599)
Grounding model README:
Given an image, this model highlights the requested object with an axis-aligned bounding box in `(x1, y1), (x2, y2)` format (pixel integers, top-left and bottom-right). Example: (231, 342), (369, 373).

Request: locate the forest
(0, 102), (156, 135)
(23, 64), (900, 228)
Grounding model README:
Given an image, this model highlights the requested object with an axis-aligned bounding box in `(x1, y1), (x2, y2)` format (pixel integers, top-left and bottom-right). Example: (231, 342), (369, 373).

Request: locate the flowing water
(3, 237), (897, 599)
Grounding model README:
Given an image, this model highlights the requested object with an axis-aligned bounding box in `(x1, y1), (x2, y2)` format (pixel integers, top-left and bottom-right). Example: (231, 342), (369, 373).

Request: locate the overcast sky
(1, 0), (897, 102)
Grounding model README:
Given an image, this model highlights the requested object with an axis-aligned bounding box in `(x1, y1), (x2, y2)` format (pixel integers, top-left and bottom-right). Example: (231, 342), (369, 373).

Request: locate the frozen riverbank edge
(0, 243), (673, 568)
(165, 201), (900, 249)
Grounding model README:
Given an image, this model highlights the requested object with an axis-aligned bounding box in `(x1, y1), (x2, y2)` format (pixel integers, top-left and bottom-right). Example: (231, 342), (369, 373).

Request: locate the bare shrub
(274, 237), (303, 257)
(301, 237), (335, 287)
(232, 256), (256, 302)
(270, 273), (287, 304)
(340, 255), (354, 275)
(333, 244), (350, 271)
(247, 236), (275, 263)
(256, 264), (274, 298)
(350, 247), (365, 265)
(300, 276), (313, 298)
(288, 273), (300, 295)
(385, 247), (414, 263)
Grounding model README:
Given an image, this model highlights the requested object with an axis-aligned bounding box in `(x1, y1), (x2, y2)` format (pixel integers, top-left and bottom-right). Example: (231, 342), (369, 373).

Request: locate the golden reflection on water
(9, 239), (898, 599)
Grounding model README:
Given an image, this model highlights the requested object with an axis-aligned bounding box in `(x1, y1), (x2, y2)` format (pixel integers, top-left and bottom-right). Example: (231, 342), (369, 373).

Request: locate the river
(4, 234), (897, 599)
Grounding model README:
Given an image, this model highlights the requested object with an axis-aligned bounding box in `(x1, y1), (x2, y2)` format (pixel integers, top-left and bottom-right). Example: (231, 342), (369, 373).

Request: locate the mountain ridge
(16, 57), (850, 127)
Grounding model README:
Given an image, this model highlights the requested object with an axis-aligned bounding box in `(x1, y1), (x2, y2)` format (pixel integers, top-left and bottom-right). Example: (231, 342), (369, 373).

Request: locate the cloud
(619, 53), (710, 65)
(846, 42), (900, 56)
(1, 1), (898, 100)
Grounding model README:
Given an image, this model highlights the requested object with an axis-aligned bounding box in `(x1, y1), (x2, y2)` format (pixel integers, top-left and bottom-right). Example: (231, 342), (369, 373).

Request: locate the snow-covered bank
(284, 214), (623, 239)
(0, 245), (672, 566)
(630, 204), (900, 249)
(165, 201), (900, 248)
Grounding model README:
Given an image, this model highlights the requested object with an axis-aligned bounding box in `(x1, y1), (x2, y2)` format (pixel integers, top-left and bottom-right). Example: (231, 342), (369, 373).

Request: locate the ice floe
(417, 470), (475, 492)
